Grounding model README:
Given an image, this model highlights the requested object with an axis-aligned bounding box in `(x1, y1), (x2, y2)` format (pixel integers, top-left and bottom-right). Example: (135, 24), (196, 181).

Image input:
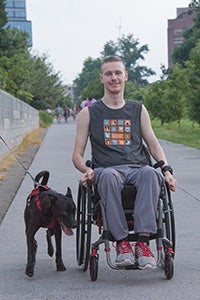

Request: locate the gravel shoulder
(0, 128), (48, 225)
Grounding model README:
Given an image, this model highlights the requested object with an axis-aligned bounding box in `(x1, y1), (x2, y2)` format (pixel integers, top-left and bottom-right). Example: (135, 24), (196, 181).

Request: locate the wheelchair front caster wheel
(90, 255), (99, 281)
(164, 254), (174, 279)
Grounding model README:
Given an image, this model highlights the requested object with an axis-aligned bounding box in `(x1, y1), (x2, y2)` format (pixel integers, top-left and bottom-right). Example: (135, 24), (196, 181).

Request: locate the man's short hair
(102, 55), (123, 64)
(101, 55), (124, 72)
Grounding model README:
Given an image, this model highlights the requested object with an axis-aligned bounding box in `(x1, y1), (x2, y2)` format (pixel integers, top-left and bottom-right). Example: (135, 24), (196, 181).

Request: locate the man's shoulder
(126, 99), (141, 104)
(126, 99), (142, 107)
(88, 99), (102, 109)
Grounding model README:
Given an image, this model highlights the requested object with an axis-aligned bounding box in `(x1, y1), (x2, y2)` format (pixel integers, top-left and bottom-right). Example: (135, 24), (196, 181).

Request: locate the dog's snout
(71, 220), (77, 228)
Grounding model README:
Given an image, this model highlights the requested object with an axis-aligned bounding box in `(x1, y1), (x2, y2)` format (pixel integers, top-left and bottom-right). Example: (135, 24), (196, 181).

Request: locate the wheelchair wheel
(76, 182), (92, 271)
(89, 255), (99, 281)
(164, 253), (174, 279)
(162, 183), (175, 252)
(166, 184), (175, 252)
(159, 182), (175, 274)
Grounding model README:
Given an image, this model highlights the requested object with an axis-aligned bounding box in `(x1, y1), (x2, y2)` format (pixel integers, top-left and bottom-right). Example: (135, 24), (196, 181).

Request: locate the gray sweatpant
(93, 165), (162, 241)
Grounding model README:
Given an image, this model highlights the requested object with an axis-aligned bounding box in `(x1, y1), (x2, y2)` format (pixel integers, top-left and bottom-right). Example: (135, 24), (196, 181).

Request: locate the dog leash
(0, 135), (37, 184)
(177, 185), (200, 202)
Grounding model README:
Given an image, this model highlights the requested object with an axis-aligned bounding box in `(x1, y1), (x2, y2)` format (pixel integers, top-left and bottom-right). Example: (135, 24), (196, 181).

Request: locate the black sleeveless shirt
(88, 100), (148, 168)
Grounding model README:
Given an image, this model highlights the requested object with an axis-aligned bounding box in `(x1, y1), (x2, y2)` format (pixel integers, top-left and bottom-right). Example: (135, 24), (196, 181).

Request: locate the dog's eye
(62, 211), (68, 216)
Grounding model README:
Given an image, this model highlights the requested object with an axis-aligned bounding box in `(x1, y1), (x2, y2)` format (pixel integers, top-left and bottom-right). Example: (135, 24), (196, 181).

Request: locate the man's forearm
(72, 155), (89, 173)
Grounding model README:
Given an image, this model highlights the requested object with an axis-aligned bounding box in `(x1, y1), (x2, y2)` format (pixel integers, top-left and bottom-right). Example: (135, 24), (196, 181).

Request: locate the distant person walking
(71, 105), (79, 120)
(84, 96), (96, 107)
(63, 105), (70, 123)
(55, 105), (62, 123)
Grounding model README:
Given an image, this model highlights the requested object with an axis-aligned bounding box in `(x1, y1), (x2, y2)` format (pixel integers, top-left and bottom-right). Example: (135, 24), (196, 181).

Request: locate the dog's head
(40, 187), (76, 235)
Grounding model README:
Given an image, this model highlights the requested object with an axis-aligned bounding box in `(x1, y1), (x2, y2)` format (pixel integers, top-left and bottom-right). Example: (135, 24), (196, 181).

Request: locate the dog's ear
(66, 187), (72, 198)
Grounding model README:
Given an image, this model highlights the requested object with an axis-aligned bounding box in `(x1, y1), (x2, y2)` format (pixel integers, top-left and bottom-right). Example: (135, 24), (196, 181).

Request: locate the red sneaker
(115, 240), (135, 266)
(135, 242), (156, 270)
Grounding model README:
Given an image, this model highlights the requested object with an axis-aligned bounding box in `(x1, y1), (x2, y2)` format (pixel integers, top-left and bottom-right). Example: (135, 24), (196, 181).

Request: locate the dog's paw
(47, 246), (54, 257)
(25, 266), (34, 277)
(56, 262), (66, 272)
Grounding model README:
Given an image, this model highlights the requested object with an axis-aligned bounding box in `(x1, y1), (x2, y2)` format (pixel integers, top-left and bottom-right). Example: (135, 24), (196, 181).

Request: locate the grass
(39, 110), (54, 127)
(0, 128), (43, 180)
(0, 110), (52, 180)
(152, 118), (200, 150)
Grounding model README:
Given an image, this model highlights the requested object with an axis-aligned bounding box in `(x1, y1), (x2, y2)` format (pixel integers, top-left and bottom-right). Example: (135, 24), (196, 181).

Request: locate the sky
(26, 0), (191, 85)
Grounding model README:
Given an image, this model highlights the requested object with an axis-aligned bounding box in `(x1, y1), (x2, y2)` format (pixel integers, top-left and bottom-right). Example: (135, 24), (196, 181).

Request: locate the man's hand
(165, 172), (177, 192)
(81, 168), (94, 187)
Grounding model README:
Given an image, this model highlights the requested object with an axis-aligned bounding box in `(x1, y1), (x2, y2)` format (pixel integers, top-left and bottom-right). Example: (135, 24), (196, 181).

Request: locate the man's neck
(102, 94), (125, 109)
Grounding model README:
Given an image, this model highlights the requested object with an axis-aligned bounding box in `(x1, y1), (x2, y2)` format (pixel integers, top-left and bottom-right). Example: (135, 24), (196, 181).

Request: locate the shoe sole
(115, 259), (135, 267)
(138, 264), (157, 270)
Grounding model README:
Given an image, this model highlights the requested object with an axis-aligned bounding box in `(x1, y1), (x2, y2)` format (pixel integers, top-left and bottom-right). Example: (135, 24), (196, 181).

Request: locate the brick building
(167, 7), (195, 69)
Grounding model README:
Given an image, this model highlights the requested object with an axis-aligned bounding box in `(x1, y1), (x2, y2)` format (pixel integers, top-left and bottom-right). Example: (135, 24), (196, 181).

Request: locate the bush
(39, 110), (54, 127)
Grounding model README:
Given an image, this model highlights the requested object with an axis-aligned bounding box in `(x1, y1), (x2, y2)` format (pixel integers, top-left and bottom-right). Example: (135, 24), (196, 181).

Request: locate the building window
(6, 10), (15, 17)
(6, 1), (14, 8)
(15, 10), (26, 18)
(174, 29), (183, 39)
(14, 1), (25, 8)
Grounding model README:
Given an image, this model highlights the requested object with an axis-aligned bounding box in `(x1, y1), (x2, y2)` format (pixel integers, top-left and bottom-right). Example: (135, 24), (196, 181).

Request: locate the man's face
(100, 61), (128, 94)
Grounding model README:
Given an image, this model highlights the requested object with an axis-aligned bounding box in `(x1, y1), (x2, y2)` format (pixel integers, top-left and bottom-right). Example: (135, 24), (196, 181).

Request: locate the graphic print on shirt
(104, 119), (132, 146)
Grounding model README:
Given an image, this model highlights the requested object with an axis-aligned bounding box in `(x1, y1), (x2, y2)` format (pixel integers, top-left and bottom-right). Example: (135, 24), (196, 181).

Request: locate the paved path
(0, 119), (200, 300)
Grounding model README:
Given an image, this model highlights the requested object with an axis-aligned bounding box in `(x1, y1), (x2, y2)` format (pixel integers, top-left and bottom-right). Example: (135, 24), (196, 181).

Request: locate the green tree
(184, 41), (200, 124)
(74, 34), (155, 100)
(26, 53), (64, 110)
(73, 57), (101, 102)
(100, 34), (155, 85)
(144, 65), (186, 125)
(117, 34), (155, 85)
(0, 53), (31, 97)
(172, 5), (200, 66)
(0, 0), (7, 29)
(0, 1), (65, 110)
(0, 27), (29, 58)
(189, 0), (200, 9)
(80, 78), (103, 103)
(100, 40), (118, 56)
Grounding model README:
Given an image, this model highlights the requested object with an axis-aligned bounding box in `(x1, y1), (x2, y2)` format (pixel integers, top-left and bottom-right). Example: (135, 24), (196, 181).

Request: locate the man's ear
(125, 71), (128, 81)
(100, 74), (103, 83)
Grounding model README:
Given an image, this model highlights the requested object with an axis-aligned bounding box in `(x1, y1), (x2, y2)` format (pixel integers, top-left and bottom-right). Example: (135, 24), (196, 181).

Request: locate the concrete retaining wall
(0, 89), (39, 158)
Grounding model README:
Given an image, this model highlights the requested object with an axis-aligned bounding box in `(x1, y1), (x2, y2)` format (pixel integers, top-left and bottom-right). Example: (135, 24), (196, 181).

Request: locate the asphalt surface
(0, 118), (200, 300)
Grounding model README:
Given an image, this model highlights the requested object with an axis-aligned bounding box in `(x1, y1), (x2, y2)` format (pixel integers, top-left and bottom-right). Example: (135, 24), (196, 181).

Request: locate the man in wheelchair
(72, 55), (176, 270)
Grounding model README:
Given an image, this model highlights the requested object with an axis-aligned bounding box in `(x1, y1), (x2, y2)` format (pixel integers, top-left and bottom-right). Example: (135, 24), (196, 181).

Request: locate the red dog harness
(28, 185), (58, 229)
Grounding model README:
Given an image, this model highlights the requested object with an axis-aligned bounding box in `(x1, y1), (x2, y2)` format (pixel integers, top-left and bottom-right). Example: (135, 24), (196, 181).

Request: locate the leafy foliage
(73, 57), (101, 102)
(73, 34), (155, 101)
(0, 3), (66, 110)
(143, 65), (186, 125)
(0, 27), (29, 58)
(172, 5), (200, 66)
(184, 42), (200, 124)
(0, 0), (7, 29)
(1, 0), (200, 127)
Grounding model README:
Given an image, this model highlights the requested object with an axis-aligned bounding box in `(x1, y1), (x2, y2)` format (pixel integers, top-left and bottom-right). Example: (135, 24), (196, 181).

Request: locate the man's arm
(72, 107), (94, 184)
(141, 105), (168, 163)
(141, 105), (177, 191)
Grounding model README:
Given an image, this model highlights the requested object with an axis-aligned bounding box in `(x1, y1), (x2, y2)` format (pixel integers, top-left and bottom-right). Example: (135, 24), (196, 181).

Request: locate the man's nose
(111, 73), (117, 80)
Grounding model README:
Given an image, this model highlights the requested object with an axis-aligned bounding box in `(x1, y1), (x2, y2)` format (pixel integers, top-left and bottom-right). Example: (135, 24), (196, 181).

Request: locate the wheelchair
(76, 159), (175, 281)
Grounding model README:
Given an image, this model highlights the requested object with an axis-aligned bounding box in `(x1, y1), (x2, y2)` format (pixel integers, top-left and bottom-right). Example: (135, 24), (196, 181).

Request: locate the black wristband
(161, 165), (173, 176)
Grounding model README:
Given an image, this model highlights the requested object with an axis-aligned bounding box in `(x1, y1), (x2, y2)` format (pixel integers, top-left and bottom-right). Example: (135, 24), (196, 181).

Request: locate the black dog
(24, 170), (76, 277)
